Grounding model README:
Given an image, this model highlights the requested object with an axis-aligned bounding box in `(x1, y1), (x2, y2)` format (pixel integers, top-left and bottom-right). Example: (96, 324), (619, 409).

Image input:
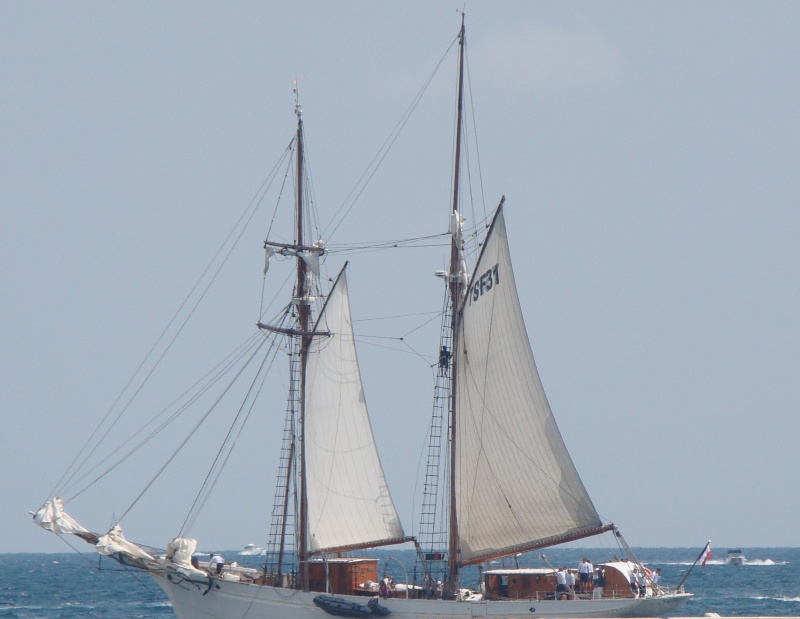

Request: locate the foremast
(294, 94), (312, 592)
(260, 89), (408, 591)
(259, 92), (321, 591)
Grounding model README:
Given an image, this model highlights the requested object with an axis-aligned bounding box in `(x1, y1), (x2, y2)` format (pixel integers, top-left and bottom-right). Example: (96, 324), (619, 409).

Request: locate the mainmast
(294, 91), (312, 592)
(445, 13), (466, 598)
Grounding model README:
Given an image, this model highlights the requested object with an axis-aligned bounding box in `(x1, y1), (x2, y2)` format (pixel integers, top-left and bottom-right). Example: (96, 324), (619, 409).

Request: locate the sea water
(2, 547), (798, 618)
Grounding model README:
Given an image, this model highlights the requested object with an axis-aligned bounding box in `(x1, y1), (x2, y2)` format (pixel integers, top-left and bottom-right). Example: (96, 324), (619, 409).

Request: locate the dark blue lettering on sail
(469, 264), (499, 305)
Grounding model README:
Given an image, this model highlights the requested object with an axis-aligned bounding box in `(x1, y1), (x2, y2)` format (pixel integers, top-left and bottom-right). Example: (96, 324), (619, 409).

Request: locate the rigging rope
(115, 336), (270, 523)
(50, 146), (292, 502)
(261, 143), (296, 318)
(322, 34), (460, 242)
(464, 44), (489, 231)
(181, 332), (283, 536)
(64, 333), (266, 500)
(325, 233), (450, 255)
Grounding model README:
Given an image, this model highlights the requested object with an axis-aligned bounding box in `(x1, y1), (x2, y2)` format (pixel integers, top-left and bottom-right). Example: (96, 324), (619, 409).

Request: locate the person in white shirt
(651, 568), (661, 585)
(209, 553), (224, 576)
(555, 568), (568, 599)
(636, 570), (648, 597)
(578, 557), (593, 594)
(565, 570), (576, 598)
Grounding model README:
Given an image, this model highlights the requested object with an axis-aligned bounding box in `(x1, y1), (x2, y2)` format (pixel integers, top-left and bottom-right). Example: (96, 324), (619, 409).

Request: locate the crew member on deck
(565, 570), (576, 598)
(593, 567), (605, 599)
(210, 553), (225, 576)
(555, 568), (568, 600)
(652, 568), (661, 585)
(578, 557), (593, 594)
(380, 574), (390, 598)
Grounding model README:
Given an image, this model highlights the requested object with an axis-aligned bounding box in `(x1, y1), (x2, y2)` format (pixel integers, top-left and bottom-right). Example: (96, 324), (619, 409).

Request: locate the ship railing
(488, 585), (683, 602)
(192, 560), (262, 583)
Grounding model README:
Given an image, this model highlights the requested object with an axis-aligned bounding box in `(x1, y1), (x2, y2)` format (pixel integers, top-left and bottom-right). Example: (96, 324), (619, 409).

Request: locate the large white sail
(304, 267), (405, 554)
(454, 206), (603, 564)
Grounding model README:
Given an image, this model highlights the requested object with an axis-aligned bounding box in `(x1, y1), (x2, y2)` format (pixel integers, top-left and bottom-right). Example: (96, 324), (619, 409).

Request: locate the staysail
(304, 266), (405, 554)
(454, 205), (605, 565)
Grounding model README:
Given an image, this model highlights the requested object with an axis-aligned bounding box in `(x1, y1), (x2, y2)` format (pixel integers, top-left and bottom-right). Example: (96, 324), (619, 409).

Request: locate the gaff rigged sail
(454, 206), (604, 564)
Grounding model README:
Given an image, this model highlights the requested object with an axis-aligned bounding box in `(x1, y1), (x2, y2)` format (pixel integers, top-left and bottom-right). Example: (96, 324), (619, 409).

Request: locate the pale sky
(2, 2), (799, 554)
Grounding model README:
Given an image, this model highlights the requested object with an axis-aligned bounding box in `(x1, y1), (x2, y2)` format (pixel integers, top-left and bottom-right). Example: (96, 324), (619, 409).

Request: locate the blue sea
(2, 548), (798, 618)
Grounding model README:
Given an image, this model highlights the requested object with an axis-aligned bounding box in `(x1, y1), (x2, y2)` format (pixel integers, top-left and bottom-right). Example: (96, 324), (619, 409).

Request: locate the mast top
(294, 79), (302, 119)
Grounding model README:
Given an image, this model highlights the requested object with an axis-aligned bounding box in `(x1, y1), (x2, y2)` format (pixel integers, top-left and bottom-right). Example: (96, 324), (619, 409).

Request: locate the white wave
(659, 558), (787, 566)
(660, 559), (725, 566)
(751, 595), (800, 603)
(743, 558), (788, 566)
(135, 601), (174, 608)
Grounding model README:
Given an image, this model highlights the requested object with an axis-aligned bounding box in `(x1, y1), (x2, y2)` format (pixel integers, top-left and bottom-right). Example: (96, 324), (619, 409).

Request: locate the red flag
(701, 543), (712, 567)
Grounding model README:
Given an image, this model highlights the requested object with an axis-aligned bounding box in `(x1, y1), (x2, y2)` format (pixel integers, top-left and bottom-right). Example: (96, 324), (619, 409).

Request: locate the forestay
(304, 268), (405, 554)
(454, 206), (603, 564)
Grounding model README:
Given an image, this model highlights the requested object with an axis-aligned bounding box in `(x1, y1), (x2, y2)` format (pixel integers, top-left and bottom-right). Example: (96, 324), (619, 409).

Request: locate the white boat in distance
(725, 550), (746, 565)
(34, 17), (691, 619)
(240, 544), (265, 556)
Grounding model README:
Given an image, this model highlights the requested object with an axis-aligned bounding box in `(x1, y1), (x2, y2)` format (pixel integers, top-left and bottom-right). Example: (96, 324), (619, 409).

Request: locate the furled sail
(33, 497), (91, 537)
(304, 266), (405, 554)
(454, 205), (604, 564)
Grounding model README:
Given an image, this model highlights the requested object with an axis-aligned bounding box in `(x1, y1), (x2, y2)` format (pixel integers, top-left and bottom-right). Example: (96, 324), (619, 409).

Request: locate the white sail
(304, 267), (405, 553)
(454, 206), (602, 563)
(33, 497), (91, 537)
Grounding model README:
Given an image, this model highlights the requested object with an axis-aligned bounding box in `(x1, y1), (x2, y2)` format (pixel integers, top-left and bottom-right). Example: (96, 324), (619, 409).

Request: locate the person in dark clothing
(439, 346), (451, 370)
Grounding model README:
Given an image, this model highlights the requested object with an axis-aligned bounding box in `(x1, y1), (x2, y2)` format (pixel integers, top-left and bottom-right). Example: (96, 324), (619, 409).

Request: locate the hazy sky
(3, 2), (799, 555)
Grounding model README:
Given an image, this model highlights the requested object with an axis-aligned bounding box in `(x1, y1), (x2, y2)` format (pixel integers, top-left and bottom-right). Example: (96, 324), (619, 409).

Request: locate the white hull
(154, 575), (691, 619)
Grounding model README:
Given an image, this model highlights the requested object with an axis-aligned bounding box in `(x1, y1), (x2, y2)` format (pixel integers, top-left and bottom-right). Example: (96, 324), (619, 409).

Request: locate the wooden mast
(446, 13), (466, 599)
(294, 90), (311, 591)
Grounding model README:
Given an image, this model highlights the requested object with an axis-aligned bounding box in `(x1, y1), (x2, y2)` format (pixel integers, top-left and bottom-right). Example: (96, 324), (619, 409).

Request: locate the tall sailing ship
(34, 18), (691, 619)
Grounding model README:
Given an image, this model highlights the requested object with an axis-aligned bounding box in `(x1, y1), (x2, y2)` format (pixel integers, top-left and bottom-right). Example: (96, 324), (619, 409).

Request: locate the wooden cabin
(484, 569), (559, 600)
(600, 562), (639, 598)
(308, 558), (379, 595)
(484, 563), (640, 600)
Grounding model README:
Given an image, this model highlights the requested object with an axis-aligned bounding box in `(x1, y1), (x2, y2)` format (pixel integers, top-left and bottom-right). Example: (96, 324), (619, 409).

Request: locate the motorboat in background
(240, 544), (265, 556)
(726, 550), (746, 565)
